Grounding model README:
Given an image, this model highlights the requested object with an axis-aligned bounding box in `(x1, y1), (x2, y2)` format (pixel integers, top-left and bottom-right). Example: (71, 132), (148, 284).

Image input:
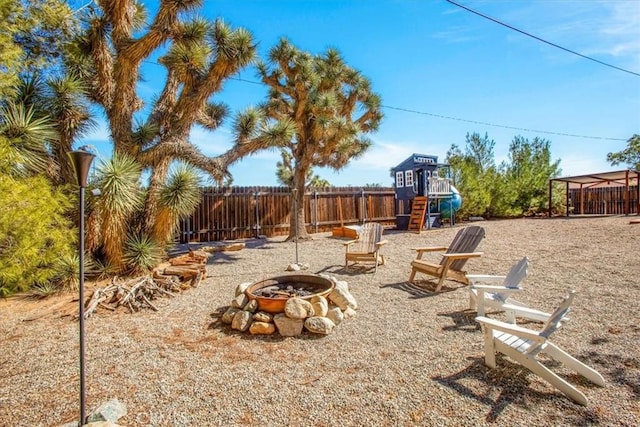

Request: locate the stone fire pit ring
(245, 273), (335, 314)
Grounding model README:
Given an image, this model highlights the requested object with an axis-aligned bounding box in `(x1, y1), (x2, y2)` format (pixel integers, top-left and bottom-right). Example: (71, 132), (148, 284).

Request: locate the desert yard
(0, 216), (638, 426)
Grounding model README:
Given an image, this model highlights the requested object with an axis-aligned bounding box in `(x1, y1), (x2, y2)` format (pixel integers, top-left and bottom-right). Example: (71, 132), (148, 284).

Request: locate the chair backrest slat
(540, 291), (576, 339)
(441, 226), (485, 270)
(503, 257), (529, 288)
(353, 223), (383, 253)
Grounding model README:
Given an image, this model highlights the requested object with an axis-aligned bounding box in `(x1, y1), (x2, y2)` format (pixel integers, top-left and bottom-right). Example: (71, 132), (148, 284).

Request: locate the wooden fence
(179, 187), (396, 242)
(568, 185), (639, 215)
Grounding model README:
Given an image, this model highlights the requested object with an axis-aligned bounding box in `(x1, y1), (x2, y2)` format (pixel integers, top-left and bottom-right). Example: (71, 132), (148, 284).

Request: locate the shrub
(0, 174), (75, 296)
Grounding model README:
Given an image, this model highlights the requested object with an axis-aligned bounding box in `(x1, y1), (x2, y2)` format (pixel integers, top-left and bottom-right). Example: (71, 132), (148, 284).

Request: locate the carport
(548, 169), (640, 217)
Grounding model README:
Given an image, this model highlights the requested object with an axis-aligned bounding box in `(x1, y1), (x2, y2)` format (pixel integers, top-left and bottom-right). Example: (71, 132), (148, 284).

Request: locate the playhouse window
(405, 170), (414, 188)
(395, 171), (404, 187)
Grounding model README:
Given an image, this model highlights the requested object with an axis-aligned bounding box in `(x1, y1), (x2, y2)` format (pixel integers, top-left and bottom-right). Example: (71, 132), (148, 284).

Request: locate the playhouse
(392, 153), (461, 231)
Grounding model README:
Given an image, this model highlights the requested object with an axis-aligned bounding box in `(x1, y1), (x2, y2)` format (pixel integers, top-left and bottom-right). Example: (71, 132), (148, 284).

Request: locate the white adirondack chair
(476, 291), (605, 406)
(467, 257), (550, 323)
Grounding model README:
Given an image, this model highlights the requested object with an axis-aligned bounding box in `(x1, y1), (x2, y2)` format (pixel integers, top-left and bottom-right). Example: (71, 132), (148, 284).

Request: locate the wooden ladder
(408, 196), (428, 233)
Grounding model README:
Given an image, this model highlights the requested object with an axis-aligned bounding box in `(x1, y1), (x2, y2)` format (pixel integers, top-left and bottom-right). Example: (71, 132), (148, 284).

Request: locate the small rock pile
(220, 277), (357, 337)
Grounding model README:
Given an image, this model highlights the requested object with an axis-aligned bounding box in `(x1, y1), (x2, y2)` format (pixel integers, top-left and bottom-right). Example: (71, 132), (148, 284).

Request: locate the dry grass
(0, 216), (638, 426)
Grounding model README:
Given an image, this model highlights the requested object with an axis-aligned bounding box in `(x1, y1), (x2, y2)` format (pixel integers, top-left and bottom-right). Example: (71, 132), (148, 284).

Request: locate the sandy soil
(0, 216), (638, 426)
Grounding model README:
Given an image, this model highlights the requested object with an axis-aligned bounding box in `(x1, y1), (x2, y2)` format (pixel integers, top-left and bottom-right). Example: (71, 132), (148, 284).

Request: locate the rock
(253, 311), (273, 323)
(231, 293), (248, 309)
(326, 307), (344, 325)
(244, 299), (258, 313)
(328, 287), (357, 310)
(86, 399), (126, 423)
(286, 262), (310, 271)
(273, 313), (304, 337)
(304, 316), (335, 335)
(286, 263), (301, 271)
(334, 280), (349, 292)
(235, 282), (252, 296)
(249, 321), (276, 335)
(231, 310), (252, 332)
(343, 307), (357, 319)
(221, 307), (240, 324)
(284, 297), (315, 319)
(310, 295), (328, 317)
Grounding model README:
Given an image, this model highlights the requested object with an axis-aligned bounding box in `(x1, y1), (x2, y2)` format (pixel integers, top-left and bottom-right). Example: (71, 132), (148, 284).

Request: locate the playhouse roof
(392, 153), (447, 171)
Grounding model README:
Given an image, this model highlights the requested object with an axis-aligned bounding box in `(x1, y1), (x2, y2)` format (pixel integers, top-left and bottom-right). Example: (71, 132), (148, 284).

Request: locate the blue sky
(79, 0), (640, 187)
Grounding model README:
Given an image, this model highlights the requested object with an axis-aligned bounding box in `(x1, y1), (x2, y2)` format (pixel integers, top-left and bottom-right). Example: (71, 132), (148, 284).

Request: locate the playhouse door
(416, 169), (425, 196)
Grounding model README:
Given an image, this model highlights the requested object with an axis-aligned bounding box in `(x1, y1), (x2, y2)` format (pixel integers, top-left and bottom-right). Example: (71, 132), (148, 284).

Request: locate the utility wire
(142, 65), (627, 142)
(445, 0), (640, 77)
(382, 105), (626, 141)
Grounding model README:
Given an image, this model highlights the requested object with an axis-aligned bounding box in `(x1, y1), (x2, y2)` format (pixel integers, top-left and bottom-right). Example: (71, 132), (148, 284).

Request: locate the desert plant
(153, 163), (202, 245)
(0, 174), (75, 296)
(122, 234), (164, 274)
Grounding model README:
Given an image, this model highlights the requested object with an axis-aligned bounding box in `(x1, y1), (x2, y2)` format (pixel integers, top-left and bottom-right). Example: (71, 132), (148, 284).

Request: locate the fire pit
(245, 274), (335, 314)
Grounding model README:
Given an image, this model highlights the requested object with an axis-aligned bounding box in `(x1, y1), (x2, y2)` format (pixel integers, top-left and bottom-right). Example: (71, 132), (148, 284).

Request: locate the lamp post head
(68, 147), (96, 188)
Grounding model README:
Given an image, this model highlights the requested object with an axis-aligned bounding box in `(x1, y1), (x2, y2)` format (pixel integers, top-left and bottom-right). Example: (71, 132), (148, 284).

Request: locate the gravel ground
(1, 216), (639, 426)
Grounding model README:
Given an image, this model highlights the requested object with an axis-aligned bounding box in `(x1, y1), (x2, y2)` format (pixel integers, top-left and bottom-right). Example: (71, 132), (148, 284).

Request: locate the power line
(445, 0), (640, 77)
(381, 105), (626, 141)
(142, 64), (627, 142)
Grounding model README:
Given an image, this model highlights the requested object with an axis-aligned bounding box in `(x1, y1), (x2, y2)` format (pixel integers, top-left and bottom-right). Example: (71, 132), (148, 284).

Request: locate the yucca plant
(28, 281), (61, 299)
(0, 102), (56, 177)
(122, 233), (164, 274)
(88, 154), (143, 271)
(153, 162), (202, 245)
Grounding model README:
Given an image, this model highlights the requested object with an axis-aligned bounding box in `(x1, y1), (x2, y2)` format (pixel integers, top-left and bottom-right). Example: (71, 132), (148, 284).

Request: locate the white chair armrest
(470, 284), (522, 293)
(475, 316), (544, 342)
(466, 275), (506, 285)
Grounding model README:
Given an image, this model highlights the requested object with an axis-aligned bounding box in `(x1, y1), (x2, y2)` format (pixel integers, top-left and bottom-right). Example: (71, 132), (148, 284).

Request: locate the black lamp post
(68, 148), (95, 426)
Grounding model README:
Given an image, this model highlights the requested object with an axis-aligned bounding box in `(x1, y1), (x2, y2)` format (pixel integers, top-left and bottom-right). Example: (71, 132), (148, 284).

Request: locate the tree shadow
(433, 356), (602, 425)
(579, 350), (640, 399)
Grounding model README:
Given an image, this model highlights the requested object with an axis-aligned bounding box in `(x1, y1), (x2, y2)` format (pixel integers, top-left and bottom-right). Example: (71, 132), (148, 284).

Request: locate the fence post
(314, 189), (319, 234)
(253, 191), (260, 238)
(361, 189), (366, 224)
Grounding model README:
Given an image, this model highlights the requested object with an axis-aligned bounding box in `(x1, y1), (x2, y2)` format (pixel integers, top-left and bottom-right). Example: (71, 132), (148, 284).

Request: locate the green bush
(0, 175), (75, 296)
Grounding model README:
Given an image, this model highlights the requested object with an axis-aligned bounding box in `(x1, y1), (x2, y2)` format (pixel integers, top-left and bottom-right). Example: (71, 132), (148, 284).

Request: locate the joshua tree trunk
(288, 169), (310, 241)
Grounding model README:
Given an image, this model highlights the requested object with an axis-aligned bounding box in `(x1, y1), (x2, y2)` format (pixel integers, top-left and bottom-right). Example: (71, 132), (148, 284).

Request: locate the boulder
(249, 321), (276, 335)
(326, 307), (344, 325)
(284, 297), (315, 319)
(328, 287), (357, 310)
(304, 317), (335, 335)
(221, 307), (239, 324)
(273, 313), (304, 337)
(235, 282), (252, 296)
(252, 311), (273, 323)
(86, 399), (126, 423)
(231, 310), (252, 332)
(310, 295), (328, 317)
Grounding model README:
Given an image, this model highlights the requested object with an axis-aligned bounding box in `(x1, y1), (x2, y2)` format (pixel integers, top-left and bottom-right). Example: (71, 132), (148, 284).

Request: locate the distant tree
(258, 39), (383, 240)
(0, 0), (77, 99)
(446, 132), (497, 217)
(607, 134), (640, 170)
(503, 136), (561, 215)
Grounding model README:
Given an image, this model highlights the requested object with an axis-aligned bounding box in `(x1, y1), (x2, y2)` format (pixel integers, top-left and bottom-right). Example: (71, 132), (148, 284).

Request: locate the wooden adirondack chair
(467, 257), (550, 323)
(343, 222), (387, 273)
(408, 225), (485, 291)
(476, 291), (605, 406)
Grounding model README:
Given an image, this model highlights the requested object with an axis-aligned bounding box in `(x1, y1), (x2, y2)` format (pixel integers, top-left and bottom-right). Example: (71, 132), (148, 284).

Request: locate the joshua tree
(258, 39), (383, 240)
(65, 1), (290, 267)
